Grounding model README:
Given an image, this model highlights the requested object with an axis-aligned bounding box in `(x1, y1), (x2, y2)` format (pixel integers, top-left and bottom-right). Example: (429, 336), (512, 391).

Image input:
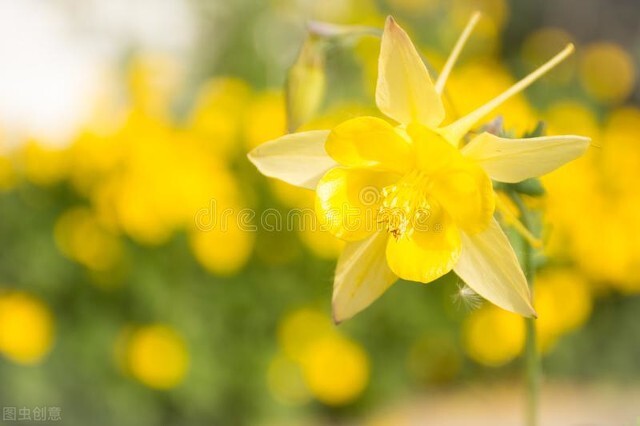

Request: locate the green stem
(509, 192), (540, 426)
(523, 238), (540, 426)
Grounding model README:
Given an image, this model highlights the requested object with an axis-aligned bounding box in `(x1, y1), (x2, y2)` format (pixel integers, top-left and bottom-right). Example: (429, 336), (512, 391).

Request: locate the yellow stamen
(434, 11), (482, 95)
(378, 171), (432, 240)
(439, 43), (575, 144)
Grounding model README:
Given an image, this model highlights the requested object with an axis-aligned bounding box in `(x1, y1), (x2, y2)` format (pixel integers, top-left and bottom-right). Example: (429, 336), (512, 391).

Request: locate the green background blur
(0, 0), (639, 424)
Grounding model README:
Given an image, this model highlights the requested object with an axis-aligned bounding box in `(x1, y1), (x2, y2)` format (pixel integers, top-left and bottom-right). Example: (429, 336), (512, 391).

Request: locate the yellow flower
(249, 14), (589, 322)
(266, 353), (310, 405)
(463, 304), (525, 367)
(121, 324), (189, 390)
(274, 307), (370, 406)
(0, 154), (17, 191)
(300, 334), (369, 406)
(0, 292), (54, 365)
(21, 141), (70, 186)
(534, 269), (592, 351)
(54, 207), (123, 273)
(579, 42), (636, 105)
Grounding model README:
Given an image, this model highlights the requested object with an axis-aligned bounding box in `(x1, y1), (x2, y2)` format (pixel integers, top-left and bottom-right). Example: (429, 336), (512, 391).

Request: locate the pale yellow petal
(247, 130), (336, 189)
(332, 231), (397, 323)
(462, 132), (590, 183)
(439, 44), (574, 144)
(376, 16), (445, 126)
(453, 218), (536, 317)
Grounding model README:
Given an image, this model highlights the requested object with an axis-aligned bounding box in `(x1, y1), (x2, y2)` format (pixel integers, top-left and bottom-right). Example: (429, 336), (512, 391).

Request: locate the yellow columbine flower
(248, 14), (590, 322)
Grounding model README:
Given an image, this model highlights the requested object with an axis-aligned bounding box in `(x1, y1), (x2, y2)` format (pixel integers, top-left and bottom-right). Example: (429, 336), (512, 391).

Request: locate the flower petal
(407, 124), (495, 233)
(376, 16), (445, 127)
(316, 167), (399, 241)
(429, 158), (495, 234)
(453, 218), (536, 317)
(385, 206), (461, 283)
(325, 116), (414, 174)
(332, 231), (397, 323)
(247, 130), (336, 189)
(462, 132), (591, 183)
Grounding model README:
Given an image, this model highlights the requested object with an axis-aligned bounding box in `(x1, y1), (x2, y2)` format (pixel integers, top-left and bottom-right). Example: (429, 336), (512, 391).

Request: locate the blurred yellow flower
(300, 334), (369, 406)
(54, 207), (123, 273)
(464, 268), (593, 364)
(0, 154), (17, 191)
(270, 180), (344, 259)
(21, 141), (69, 186)
(74, 106), (253, 266)
(463, 305), (525, 366)
(601, 106), (640, 194)
(127, 54), (183, 118)
(244, 91), (287, 151)
(543, 105), (640, 290)
(266, 354), (311, 405)
(274, 307), (369, 405)
(544, 100), (600, 140)
(123, 324), (189, 390)
(521, 28), (576, 84)
(189, 206), (255, 276)
(579, 42), (636, 105)
(0, 292), (54, 365)
(66, 129), (126, 197)
(535, 269), (592, 351)
(277, 307), (335, 362)
(189, 78), (252, 159)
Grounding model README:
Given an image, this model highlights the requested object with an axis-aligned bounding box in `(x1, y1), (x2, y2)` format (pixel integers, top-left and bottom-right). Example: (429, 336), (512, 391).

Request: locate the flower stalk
(509, 191), (541, 426)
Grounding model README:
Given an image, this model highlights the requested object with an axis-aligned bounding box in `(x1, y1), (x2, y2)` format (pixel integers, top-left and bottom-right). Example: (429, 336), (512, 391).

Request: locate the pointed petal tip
(246, 147), (266, 170)
(331, 303), (346, 325)
(523, 299), (538, 319)
(505, 299), (537, 318)
(246, 149), (257, 165)
(384, 16), (403, 33)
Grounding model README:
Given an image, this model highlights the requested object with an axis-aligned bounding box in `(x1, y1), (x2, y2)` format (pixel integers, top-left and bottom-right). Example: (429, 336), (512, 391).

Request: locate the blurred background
(0, 0), (639, 424)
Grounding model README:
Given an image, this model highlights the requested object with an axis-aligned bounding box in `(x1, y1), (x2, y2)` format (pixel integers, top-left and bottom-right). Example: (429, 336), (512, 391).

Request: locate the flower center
(378, 170), (437, 240)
